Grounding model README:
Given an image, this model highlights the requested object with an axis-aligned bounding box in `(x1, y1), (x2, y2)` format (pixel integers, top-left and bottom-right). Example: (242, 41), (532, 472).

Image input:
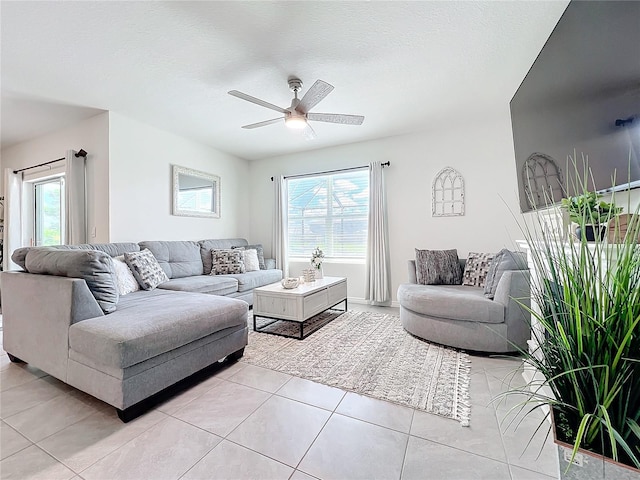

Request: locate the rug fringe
(455, 353), (472, 427)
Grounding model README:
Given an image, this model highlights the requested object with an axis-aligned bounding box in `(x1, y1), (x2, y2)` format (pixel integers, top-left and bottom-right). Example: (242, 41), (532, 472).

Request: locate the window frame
(286, 168), (370, 262)
(33, 175), (65, 246)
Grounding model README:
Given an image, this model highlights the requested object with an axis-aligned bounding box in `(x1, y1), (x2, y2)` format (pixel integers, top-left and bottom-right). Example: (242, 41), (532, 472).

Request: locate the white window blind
(287, 169), (369, 259)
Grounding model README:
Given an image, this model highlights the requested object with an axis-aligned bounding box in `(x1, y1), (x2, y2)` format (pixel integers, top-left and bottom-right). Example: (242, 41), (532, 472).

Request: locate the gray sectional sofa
(2, 238), (282, 421)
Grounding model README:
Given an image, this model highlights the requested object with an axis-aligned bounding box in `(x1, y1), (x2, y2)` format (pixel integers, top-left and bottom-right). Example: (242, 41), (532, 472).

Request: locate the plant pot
(575, 224), (607, 242)
(551, 409), (640, 480)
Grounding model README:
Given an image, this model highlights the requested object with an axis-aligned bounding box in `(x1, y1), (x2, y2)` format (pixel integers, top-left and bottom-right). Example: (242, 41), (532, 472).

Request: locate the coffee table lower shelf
(253, 299), (347, 340)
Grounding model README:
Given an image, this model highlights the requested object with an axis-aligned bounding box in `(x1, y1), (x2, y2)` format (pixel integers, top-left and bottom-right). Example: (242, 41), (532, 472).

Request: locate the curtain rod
(13, 149), (88, 174)
(270, 161), (390, 181)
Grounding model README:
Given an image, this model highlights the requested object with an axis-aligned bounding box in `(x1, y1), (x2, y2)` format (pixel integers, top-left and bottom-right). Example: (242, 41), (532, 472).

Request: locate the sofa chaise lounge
(2, 238), (282, 421)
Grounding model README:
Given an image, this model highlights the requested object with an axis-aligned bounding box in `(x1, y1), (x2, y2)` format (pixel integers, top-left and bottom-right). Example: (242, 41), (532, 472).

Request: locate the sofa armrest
(493, 270), (531, 348)
(1, 271), (104, 381)
(264, 258), (276, 270)
(407, 260), (417, 284)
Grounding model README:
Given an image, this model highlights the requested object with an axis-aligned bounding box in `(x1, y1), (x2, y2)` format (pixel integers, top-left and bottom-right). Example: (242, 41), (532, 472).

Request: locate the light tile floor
(0, 306), (559, 480)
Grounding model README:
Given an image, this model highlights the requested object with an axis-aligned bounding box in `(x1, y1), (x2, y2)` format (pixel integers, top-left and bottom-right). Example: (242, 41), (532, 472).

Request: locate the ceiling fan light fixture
(285, 115), (307, 130)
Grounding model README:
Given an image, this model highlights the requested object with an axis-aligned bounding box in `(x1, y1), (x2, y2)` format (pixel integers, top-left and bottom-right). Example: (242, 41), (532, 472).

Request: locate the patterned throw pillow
(462, 252), (496, 287)
(124, 249), (169, 290)
(113, 255), (140, 295)
(232, 244), (266, 270)
(242, 248), (261, 272)
(210, 249), (245, 275)
(414, 249), (462, 285)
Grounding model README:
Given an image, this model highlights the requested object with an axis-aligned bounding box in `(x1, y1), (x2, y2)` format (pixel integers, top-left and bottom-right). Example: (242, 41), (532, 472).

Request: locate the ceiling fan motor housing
(288, 77), (303, 93)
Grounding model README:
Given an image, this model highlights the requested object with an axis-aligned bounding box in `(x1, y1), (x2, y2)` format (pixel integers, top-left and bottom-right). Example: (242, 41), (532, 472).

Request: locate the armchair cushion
(484, 249), (528, 299)
(398, 284), (505, 324)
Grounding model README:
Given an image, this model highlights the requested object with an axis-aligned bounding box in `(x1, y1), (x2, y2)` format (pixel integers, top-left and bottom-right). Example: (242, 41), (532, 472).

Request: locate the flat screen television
(510, 0), (640, 213)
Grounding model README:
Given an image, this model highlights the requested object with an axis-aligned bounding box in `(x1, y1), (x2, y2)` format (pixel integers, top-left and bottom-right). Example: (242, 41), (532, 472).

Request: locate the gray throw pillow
(124, 249), (169, 291)
(25, 249), (119, 314)
(232, 244), (266, 270)
(211, 249), (246, 275)
(462, 252), (496, 287)
(484, 249), (528, 299)
(415, 248), (462, 285)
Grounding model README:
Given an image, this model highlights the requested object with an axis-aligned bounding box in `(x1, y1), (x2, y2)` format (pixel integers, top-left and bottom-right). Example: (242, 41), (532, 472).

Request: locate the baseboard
(347, 297), (399, 308)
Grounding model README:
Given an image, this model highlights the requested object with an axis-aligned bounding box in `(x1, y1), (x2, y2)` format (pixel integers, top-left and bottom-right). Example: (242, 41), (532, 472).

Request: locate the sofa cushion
(12, 242), (140, 270)
(68, 289), (248, 369)
(157, 275), (238, 296)
(414, 249), (462, 285)
(199, 238), (248, 274)
(232, 244), (266, 270)
(462, 252), (495, 287)
(124, 249), (169, 291)
(138, 241), (203, 278)
(484, 249), (528, 299)
(223, 269), (283, 292)
(397, 284), (505, 324)
(25, 249), (119, 314)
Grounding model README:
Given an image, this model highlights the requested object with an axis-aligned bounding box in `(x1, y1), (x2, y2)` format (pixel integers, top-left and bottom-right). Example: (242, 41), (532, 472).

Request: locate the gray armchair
(397, 260), (530, 353)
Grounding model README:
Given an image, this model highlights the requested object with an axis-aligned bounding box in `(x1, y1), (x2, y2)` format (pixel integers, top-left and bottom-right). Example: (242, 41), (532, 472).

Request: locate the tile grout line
(398, 408), (417, 480)
(42, 410), (170, 475)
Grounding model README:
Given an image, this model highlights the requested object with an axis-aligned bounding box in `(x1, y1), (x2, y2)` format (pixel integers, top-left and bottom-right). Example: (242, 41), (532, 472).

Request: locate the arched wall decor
(521, 152), (565, 210)
(432, 167), (465, 217)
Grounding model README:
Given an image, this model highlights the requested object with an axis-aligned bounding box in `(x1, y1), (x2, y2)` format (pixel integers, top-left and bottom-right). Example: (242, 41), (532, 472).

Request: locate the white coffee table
(252, 276), (348, 339)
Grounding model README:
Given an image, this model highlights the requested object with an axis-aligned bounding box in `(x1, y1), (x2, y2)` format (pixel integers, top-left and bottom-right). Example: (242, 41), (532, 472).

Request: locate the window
(287, 169), (369, 259)
(34, 177), (65, 246)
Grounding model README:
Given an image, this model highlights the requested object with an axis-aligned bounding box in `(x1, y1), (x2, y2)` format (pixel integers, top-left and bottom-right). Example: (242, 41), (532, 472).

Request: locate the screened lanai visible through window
(287, 170), (369, 259)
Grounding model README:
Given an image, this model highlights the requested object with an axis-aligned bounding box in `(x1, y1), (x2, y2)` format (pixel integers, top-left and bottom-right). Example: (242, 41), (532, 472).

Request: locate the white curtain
(3, 169), (23, 271)
(273, 175), (289, 276)
(64, 150), (86, 244)
(365, 161), (391, 305)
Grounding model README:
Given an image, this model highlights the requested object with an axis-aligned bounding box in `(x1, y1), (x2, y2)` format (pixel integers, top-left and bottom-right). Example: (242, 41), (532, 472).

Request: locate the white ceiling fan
(228, 77), (364, 139)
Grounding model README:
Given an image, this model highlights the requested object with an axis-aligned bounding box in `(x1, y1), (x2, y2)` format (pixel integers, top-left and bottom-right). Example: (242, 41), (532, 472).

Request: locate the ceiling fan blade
(297, 80), (334, 113)
(228, 90), (288, 114)
(241, 117), (284, 129)
(307, 113), (365, 125)
(303, 123), (317, 140)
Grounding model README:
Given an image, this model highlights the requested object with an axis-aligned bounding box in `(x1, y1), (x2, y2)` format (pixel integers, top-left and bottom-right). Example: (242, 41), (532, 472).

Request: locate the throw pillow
(242, 248), (261, 272)
(210, 249), (245, 275)
(124, 249), (169, 291)
(484, 249), (528, 299)
(462, 252), (496, 287)
(113, 255), (140, 296)
(232, 244), (266, 269)
(414, 249), (462, 285)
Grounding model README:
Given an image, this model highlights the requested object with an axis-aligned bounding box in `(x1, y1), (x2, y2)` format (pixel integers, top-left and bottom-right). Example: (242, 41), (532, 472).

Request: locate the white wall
(248, 106), (525, 302)
(108, 112), (251, 242)
(1, 112), (110, 243)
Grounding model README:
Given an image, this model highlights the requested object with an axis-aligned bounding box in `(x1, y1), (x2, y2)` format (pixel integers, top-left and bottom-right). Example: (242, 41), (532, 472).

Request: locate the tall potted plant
(501, 159), (640, 479)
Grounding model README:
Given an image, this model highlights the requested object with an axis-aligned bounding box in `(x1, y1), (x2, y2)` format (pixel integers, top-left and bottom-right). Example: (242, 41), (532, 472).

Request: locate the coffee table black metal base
(253, 299), (347, 340)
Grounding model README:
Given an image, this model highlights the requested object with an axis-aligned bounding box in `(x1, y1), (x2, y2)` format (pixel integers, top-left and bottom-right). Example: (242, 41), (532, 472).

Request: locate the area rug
(242, 310), (471, 425)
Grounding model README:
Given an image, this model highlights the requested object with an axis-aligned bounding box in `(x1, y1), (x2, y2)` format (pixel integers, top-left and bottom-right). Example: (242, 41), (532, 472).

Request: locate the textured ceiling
(1, 1), (568, 160)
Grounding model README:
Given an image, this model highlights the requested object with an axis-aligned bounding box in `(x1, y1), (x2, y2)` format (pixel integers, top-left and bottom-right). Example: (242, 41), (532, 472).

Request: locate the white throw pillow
(243, 248), (260, 272)
(113, 255), (140, 296)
